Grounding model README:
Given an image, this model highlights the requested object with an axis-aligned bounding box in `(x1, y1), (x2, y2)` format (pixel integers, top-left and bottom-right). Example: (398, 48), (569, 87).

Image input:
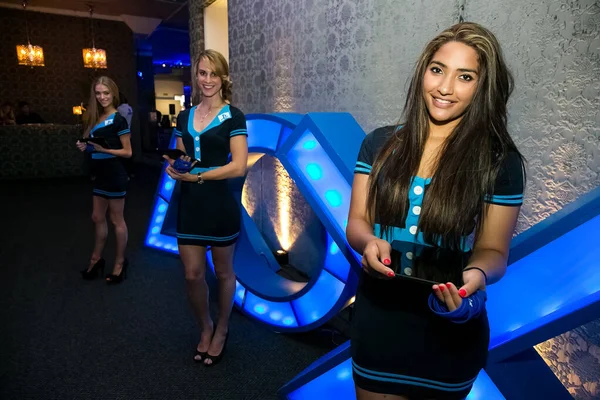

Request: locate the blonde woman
(76, 76), (132, 284)
(163, 50), (248, 366)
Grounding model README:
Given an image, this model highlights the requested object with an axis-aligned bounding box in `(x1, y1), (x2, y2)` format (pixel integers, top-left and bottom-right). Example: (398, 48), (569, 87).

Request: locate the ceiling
(1, 0), (190, 29)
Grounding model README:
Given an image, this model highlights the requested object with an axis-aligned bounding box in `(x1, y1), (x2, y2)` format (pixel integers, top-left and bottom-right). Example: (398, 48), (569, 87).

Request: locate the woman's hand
(162, 154), (176, 166)
(165, 165), (196, 182)
(361, 238), (395, 279)
(432, 268), (487, 311)
(76, 141), (87, 152)
(89, 142), (106, 153)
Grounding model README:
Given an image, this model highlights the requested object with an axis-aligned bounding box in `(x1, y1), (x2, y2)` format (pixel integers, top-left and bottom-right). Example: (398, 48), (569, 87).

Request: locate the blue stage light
(302, 140), (317, 150)
(325, 190), (342, 207)
(145, 113), (364, 333)
(306, 163), (323, 180)
(270, 311), (283, 321)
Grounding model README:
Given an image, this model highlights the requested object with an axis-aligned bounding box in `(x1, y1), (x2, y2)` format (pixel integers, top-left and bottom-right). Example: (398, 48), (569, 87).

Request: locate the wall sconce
(72, 105), (83, 115)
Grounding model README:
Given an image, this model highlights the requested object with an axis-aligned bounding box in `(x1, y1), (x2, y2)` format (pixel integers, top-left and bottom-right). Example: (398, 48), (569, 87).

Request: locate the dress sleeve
(354, 130), (377, 175)
(484, 151), (525, 206)
(229, 108), (248, 138)
(115, 114), (130, 136)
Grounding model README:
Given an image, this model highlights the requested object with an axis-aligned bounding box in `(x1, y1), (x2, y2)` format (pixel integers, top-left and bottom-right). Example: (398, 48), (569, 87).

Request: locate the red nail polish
(387, 271), (394, 277)
(383, 259), (391, 265)
(459, 289), (467, 298)
(439, 285), (445, 292)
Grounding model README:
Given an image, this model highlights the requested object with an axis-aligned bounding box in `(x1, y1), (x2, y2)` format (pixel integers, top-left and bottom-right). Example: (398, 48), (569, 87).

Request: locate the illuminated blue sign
(146, 112), (366, 332)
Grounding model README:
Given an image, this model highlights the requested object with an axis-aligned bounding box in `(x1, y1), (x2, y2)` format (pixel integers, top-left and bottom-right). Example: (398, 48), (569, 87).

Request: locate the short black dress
(173, 105), (247, 247)
(351, 127), (524, 399)
(89, 112), (130, 199)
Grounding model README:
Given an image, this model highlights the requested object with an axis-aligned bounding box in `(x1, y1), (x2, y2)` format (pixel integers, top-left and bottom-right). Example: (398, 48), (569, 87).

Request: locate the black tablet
(162, 149), (188, 160)
(389, 240), (469, 287)
(79, 137), (111, 148)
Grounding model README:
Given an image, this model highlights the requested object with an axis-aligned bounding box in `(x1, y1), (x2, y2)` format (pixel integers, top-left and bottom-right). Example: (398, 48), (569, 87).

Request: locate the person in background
(117, 92), (135, 178)
(0, 102), (16, 125)
(16, 101), (45, 124)
(117, 92), (133, 127)
(76, 76), (132, 284)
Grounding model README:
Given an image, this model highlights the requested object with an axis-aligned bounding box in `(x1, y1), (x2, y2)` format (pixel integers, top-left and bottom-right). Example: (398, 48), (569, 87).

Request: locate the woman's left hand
(89, 142), (106, 153)
(432, 269), (487, 311)
(165, 165), (196, 182)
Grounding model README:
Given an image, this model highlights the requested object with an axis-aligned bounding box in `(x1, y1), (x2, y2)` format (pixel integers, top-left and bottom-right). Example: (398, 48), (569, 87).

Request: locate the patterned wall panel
(0, 8), (137, 125)
(188, 0), (205, 73)
(464, 1), (600, 398)
(229, 0), (600, 397)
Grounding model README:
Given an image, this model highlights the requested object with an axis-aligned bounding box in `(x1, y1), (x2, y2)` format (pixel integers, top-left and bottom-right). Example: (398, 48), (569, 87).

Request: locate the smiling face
(423, 41), (479, 126)
(196, 57), (223, 99)
(94, 84), (114, 109)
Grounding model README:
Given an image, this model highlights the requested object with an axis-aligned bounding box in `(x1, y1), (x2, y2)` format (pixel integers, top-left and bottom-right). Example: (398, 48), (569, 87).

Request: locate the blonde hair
(191, 49), (232, 105)
(84, 76), (120, 137)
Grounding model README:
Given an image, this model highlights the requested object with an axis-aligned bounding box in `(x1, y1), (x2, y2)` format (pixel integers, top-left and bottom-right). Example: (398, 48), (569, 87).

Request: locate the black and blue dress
(173, 104), (247, 247)
(89, 112), (130, 199)
(351, 126), (524, 399)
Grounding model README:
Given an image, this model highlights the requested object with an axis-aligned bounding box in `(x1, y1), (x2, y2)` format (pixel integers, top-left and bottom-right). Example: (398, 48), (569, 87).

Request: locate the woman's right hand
(76, 141), (87, 152)
(162, 155), (175, 166)
(361, 238), (395, 279)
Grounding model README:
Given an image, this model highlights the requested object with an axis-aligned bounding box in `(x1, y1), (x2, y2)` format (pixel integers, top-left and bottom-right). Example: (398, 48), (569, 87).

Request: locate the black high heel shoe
(203, 331), (229, 367)
(80, 258), (105, 280)
(105, 258), (129, 284)
(194, 325), (215, 363)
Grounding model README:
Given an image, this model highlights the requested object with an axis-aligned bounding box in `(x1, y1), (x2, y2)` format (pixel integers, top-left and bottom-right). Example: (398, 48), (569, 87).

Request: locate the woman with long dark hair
(347, 23), (525, 399)
(163, 49), (248, 366)
(76, 76), (132, 284)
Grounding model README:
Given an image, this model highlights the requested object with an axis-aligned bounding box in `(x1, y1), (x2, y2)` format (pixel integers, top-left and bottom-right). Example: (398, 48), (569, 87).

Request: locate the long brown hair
(367, 22), (524, 250)
(84, 76), (120, 137)
(192, 49), (232, 105)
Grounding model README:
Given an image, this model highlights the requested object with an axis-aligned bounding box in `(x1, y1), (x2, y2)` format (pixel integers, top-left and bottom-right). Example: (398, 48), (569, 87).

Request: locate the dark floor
(0, 165), (340, 400)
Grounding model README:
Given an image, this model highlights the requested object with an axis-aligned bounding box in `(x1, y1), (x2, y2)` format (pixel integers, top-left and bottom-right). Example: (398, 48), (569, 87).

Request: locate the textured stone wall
(230, 0), (600, 397)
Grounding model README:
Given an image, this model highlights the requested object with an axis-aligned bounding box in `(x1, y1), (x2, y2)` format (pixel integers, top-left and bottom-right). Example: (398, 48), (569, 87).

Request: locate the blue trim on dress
(91, 153), (116, 159)
(352, 360), (476, 392)
(187, 105), (231, 161)
(90, 112), (116, 135)
(176, 231), (239, 241)
(93, 189), (126, 197)
(373, 175), (472, 251)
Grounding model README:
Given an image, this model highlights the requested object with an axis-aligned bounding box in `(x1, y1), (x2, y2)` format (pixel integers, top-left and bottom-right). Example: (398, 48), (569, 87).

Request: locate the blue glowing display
(325, 190), (343, 207)
(305, 163), (323, 180)
(145, 113), (363, 333)
(302, 140), (317, 150)
(486, 214), (600, 350)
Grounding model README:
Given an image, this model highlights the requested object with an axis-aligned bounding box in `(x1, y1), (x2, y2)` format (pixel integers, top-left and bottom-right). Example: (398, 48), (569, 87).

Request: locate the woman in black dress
(76, 76), (132, 284)
(346, 23), (525, 399)
(164, 50), (248, 366)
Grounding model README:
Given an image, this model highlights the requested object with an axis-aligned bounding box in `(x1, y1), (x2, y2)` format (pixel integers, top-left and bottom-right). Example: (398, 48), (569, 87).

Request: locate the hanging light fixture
(15, 0), (45, 67)
(82, 5), (107, 69)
